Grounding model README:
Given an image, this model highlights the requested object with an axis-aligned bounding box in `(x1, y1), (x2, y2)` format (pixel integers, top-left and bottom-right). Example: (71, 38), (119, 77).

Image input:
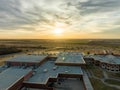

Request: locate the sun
(53, 28), (63, 35)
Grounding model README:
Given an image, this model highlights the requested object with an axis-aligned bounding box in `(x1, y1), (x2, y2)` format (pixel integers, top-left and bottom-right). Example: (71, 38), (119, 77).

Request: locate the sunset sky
(0, 0), (120, 39)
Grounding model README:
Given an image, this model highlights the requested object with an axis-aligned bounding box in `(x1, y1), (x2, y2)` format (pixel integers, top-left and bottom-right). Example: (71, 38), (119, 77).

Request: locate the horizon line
(0, 38), (120, 40)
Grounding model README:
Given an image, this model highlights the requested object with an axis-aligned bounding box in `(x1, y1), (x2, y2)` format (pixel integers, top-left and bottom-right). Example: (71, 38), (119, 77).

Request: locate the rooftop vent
(62, 57), (65, 60)
(53, 66), (58, 70)
(65, 71), (69, 73)
(32, 72), (36, 76)
(43, 69), (48, 73)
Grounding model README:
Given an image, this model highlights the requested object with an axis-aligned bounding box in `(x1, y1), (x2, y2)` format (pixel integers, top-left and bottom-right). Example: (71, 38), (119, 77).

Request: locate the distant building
(84, 54), (120, 72)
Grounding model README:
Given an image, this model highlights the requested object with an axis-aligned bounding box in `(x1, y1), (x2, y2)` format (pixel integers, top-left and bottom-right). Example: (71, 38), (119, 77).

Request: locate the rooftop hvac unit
(33, 70), (37, 73)
(53, 66), (58, 70)
(43, 69), (48, 73)
(32, 72), (36, 76)
(62, 57), (65, 60)
(65, 71), (69, 73)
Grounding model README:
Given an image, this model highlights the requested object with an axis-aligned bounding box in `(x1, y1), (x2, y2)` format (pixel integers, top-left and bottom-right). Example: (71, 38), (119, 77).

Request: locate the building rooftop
(83, 73), (94, 90)
(26, 61), (83, 84)
(6, 54), (47, 63)
(55, 52), (86, 65)
(0, 67), (32, 90)
(85, 55), (120, 64)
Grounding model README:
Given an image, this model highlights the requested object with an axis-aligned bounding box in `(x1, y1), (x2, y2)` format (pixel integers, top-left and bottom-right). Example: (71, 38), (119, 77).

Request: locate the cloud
(0, 0), (120, 38)
(76, 0), (120, 15)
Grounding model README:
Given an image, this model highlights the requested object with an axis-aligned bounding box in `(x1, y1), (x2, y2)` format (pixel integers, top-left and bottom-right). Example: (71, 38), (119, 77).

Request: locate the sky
(0, 0), (120, 39)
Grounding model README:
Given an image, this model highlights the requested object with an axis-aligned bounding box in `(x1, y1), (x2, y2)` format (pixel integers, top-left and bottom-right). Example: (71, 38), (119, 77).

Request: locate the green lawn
(92, 67), (104, 78)
(90, 78), (119, 90)
(86, 65), (104, 78)
(105, 79), (120, 86)
(107, 72), (120, 79)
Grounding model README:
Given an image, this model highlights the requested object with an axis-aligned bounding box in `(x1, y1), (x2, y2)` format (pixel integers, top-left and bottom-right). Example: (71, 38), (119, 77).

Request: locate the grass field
(105, 79), (120, 86)
(92, 67), (104, 78)
(107, 72), (120, 79)
(0, 62), (4, 66)
(86, 65), (104, 78)
(0, 39), (119, 55)
(90, 78), (119, 90)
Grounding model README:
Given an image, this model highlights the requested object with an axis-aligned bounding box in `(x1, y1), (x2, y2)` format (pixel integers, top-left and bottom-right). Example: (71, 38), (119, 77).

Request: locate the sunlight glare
(53, 28), (63, 35)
